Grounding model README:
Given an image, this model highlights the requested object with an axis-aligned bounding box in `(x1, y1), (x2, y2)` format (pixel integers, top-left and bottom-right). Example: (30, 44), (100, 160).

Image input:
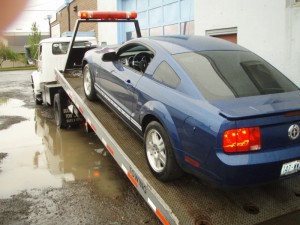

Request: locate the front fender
(31, 70), (41, 94)
(140, 100), (184, 152)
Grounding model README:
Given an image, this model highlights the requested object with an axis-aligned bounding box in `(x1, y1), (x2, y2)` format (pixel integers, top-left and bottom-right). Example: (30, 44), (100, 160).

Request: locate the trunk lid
(213, 91), (300, 149)
(212, 91), (300, 120)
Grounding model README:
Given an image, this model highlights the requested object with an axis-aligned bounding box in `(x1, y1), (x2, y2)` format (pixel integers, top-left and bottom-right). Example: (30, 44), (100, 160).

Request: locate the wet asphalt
(0, 70), (160, 225)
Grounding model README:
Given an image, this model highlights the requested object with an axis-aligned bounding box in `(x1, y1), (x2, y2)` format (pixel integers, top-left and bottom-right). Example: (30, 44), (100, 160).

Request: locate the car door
(99, 43), (154, 120)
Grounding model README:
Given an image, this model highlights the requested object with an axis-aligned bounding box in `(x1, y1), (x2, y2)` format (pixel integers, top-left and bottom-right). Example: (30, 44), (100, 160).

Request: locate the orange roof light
(78, 11), (137, 20)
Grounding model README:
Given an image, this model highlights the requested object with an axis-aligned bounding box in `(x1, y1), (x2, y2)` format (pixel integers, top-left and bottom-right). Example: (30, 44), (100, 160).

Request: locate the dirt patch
(0, 181), (160, 225)
(0, 116), (27, 130)
(0, 153), (7, 161)
(0, 194), (31, 225)
(0, 153), (7, 173)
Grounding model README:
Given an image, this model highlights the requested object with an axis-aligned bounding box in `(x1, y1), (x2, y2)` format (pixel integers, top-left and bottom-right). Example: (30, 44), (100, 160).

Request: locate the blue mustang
(82, 35), (300, 187)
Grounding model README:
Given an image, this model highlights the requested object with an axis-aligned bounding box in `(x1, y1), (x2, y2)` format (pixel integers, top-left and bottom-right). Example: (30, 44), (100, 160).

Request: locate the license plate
(280, 160), (300, 176)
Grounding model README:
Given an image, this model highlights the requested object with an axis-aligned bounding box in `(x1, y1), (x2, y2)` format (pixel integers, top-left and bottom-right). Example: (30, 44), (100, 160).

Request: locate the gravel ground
(0, 181), (160, 225)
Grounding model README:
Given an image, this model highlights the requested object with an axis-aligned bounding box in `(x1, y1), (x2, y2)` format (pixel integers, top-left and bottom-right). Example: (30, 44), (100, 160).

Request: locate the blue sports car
(82, 35), (300, 187)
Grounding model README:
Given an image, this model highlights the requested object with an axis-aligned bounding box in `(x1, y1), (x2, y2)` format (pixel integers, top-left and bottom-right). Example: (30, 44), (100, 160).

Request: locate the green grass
(0, 66), (37, 71)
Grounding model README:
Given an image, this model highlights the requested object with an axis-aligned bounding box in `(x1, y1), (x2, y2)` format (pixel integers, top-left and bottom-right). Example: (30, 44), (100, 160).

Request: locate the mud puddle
(0, 97), (123, 199)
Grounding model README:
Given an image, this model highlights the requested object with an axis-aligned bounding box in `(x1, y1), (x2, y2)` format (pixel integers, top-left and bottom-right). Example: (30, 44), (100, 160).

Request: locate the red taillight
(78, 11), (137, 20)
(223, 127), (261, 153)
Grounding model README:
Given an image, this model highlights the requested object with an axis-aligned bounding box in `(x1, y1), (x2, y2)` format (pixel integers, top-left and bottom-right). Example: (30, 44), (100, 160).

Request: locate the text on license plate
(280, 160), (300, 176)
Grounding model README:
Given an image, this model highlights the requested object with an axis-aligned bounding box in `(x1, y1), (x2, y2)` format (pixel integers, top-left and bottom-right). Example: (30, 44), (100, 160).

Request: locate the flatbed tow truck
(50, 11), (300, 225)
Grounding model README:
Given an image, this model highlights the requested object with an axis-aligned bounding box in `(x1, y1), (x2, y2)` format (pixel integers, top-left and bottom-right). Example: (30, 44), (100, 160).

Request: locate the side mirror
(102, 52), (118, 62)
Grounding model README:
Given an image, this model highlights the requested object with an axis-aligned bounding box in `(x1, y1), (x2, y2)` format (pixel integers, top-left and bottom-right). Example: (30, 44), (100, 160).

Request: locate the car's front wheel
(83, 64), (97, 101)
(144, 121), (183, 181)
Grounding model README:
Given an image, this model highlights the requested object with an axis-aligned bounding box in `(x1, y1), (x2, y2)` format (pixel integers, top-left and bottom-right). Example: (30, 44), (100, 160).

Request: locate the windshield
(174, 51), (299, 100)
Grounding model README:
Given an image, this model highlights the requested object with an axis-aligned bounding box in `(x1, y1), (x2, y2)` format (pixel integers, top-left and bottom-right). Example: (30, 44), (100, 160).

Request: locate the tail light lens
(223, 127), (261, 153)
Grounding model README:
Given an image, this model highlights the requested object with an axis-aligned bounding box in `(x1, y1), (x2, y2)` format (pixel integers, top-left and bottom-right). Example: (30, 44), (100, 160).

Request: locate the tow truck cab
(31, 35), (97, 105)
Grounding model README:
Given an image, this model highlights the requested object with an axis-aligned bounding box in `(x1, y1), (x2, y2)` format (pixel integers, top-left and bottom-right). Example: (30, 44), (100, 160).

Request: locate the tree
(27, 22), (41, 61)
(0, 43), (19, 67)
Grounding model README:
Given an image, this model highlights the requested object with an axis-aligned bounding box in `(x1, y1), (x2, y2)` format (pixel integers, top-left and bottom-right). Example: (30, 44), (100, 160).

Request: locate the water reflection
(35, 106), (125, 198)
(0, 98), (124, 198)
(0, 98), (60, 198)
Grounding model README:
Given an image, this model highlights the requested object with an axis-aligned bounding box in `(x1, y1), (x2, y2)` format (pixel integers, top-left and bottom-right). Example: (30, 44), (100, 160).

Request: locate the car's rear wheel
(144, 121), (183, 181)
(83, 64), (97, 101)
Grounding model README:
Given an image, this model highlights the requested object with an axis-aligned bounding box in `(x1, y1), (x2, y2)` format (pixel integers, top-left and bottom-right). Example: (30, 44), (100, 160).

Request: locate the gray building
(1, 32), (49, 54)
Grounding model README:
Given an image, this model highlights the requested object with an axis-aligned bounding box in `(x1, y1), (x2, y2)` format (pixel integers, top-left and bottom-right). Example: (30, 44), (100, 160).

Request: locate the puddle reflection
(0, 98), (124, 198)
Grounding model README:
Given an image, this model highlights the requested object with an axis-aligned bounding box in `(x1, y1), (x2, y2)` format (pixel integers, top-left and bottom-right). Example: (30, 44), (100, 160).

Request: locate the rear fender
(140, 101), (183, 154)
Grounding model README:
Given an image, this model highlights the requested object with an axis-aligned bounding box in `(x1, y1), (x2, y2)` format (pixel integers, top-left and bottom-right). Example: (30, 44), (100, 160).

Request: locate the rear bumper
(205, 145), (300, 187)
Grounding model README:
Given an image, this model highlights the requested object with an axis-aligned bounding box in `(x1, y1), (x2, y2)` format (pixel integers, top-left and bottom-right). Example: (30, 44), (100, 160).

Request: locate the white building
(194, 0), (300, 86)
(95, 0), (300, 85)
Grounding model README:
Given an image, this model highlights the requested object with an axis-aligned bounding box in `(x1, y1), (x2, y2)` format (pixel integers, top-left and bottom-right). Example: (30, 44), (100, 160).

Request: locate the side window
(153, 61), (180, 88)
(118, 44), (154, 73)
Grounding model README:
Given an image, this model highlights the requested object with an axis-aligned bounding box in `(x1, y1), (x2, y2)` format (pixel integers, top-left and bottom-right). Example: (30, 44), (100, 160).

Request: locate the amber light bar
(78, 11), (137, 20)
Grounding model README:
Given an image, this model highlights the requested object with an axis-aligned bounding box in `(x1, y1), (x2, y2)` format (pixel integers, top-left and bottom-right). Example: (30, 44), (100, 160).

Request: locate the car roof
(146, 35), (247, 54)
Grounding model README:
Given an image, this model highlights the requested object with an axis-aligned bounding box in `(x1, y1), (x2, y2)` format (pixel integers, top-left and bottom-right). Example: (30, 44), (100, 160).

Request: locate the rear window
(52, 41), (94, 55)
(174, 51), (299, 100)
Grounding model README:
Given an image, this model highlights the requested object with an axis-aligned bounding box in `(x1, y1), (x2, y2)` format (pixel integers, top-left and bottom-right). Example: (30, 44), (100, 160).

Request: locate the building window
(141, 29), (149, 37)
(180, 21), (194, 35)
(126, 29), (149, 40)
(164, 24), (179, 35)
(150, 27), (163, 36)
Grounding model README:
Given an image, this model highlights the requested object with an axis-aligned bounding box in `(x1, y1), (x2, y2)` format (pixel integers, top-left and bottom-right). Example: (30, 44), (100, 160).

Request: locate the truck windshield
(174, 51), (299, 100)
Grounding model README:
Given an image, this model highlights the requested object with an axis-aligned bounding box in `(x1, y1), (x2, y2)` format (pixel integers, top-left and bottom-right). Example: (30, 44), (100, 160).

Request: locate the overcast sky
(6, 0), (66, 33)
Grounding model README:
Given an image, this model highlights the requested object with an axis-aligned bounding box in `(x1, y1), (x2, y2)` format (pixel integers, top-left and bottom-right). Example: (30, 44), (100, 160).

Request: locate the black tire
(83, 64), (97, 101)
(54, 93), (67, 129)
(34, 94), (43, 105)
(144, 121), (183, 181)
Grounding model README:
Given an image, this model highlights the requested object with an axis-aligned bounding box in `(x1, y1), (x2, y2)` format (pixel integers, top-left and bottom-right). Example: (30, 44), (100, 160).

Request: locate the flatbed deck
(57, 70), (300, 225)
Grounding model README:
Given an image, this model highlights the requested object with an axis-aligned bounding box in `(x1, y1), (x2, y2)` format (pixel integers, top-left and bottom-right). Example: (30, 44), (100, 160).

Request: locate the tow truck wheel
(144, 121), (183, 181)
(54, 93), (67, 129)
(83, 64), (97, 101)
(34, 93), (43, 105)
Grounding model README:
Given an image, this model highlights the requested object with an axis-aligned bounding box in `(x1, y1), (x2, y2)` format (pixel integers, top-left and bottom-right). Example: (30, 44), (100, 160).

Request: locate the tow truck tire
(144, 121), (183, 181)
(34, 94), (43, 105)
(83, 64), (97, 101)
(54, 93), (67, 129)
